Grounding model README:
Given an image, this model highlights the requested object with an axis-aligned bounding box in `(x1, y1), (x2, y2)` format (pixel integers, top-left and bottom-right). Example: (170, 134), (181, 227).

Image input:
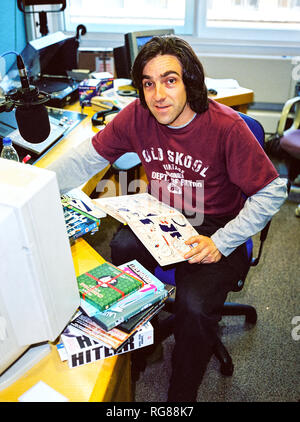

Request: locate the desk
(0, 239), (132, 402)
(210, 86), (253, 114)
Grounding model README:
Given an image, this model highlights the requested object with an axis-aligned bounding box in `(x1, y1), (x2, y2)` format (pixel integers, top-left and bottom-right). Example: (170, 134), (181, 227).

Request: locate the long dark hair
(131, 35), (208, 114)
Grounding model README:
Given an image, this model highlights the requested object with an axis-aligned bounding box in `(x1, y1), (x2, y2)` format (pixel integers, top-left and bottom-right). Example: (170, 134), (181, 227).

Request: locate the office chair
(153, 112), (272, 377)
(265, 96), (300, 183)
(111, 153), (142, 195)
(265, 97), (300, 217)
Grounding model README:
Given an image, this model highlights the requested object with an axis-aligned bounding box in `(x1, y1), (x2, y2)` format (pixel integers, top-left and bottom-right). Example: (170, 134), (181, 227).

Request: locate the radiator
(199, 54), (297, 105)
(198, 54), (299, 133)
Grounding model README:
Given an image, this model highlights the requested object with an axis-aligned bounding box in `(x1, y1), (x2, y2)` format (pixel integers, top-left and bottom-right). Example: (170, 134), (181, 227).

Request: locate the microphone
(8, 55), (51, 143)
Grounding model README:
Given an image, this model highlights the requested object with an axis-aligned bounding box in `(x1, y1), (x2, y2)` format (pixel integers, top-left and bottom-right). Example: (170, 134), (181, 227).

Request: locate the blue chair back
(154, 112), (265, 286)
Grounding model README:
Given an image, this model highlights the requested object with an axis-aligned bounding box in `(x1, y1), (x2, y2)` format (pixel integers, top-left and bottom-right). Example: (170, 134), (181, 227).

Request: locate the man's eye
(167, 78), (176, 85)
(143, 81), (152, 88)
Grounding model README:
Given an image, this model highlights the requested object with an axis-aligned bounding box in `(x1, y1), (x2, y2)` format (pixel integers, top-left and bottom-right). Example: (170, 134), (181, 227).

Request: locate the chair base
(213, 336), (234, 376)
(221, 302), (257, 324)
(214, 302), (257, 376)
(132, 300), (257, 383)
(161, 299), (257, 377)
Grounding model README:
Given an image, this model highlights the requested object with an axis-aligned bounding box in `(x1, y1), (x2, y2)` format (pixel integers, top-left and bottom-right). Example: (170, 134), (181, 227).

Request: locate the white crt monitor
(0, 159), (80, 389)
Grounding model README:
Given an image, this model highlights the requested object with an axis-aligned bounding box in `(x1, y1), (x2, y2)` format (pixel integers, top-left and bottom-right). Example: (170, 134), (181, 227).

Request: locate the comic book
(94, 193), (199, 266)
(77, 261), (145, 312)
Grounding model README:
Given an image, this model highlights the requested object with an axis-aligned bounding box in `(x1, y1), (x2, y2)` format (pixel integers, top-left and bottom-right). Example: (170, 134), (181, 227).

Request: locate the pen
(22, 154), (31, 163)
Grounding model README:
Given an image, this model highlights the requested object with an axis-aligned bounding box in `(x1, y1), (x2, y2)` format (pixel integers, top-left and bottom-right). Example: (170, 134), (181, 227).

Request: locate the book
(61, 188), (106, 241)
(81, 287), (168, 331)
(58, 322), (153, 368)
(79, 260), (170, 331)
(63, 206), (100, 241)
(77, 261), (145, 312)
(117, 301), (165, 333)
(94, 193), (199, 266)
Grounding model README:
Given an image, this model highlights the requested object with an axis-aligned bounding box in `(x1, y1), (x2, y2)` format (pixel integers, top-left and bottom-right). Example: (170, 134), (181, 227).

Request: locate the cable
(0, 51), (19, 59)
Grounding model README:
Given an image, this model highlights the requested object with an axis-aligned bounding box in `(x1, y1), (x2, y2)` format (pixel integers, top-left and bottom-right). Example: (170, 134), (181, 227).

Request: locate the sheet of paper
(18, 381), (69, 402)
(205, 77), (240, 90)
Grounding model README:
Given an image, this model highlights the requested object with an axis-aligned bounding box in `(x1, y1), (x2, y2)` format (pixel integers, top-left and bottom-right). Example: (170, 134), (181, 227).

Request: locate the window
(64, 0), (194, 34)
(206, 0), (300, 30)
(54, 0), (300, 49)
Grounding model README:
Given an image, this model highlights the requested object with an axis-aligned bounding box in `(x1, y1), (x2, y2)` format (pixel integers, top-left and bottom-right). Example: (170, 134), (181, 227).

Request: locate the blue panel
(0, 0), (27, 70)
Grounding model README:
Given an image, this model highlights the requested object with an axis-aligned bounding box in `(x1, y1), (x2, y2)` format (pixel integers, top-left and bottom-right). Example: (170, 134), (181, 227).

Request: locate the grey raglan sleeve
(47, 137), (110, 194)
(211, 177), (288, 256)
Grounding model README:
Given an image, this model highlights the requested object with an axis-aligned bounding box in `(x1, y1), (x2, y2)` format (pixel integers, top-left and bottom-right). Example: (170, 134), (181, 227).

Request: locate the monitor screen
(125, 28), (175, 70)
(113, 28), (175, 79)
(136, 35), (153, 50)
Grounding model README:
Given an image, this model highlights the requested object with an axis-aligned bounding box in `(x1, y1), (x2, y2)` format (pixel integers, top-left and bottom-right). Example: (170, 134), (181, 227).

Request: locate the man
(49, 36), (287, 401)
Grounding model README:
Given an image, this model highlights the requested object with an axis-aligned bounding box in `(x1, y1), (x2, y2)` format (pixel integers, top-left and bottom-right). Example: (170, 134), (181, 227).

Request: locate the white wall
(198, 53), (298, 133)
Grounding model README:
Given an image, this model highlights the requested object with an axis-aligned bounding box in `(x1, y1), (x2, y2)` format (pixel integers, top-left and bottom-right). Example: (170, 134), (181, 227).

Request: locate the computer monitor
(0, 159), (80, 390)
(114, 28), (174, 79)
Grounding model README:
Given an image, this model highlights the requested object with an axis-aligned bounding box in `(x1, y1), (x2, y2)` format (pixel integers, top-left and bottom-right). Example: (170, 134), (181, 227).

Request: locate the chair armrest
(251, 220), (271, 266)
(278, 96), (300, 136)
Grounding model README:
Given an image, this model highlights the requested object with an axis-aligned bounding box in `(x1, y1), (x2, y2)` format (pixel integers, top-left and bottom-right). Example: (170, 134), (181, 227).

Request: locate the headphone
(91, 105), (121, 126)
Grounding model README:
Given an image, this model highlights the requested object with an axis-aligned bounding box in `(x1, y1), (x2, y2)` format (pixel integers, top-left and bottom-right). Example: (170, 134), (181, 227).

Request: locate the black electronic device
(0, 106), (87, 163)
(0, 54), (52, 144)
(31, 74), (79, 108)
(26, 31), (81, 107)
(91, 105), (120, 126)
(3, 31), (88, 108)
(113, 45), (131, 79)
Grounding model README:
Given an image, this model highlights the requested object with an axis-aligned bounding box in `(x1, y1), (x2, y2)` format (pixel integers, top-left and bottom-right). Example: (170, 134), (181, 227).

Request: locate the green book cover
(77, 262), (144, 312)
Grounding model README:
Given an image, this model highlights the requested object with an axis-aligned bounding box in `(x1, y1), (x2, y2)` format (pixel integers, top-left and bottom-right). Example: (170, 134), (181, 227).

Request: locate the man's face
(141, 54), (194, 127)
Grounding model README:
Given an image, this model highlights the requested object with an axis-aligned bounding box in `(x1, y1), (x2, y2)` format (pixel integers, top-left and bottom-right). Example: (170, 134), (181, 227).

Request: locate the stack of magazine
(57, 259), (174, 368)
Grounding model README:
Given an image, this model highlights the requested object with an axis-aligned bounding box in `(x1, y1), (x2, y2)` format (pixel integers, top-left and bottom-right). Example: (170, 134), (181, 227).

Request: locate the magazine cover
(69, 310), (156, 351)
(69, 312), (132, 350)
(63, 206), (100, 241)
(94, 193), (199, 266)
(61, 188), (107, 221)
(77, 261), (145, 311)
(58, 322), (153, 368)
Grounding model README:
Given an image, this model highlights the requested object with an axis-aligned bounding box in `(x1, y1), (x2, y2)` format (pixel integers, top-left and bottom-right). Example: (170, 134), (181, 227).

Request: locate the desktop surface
(0, 239), (132, 403)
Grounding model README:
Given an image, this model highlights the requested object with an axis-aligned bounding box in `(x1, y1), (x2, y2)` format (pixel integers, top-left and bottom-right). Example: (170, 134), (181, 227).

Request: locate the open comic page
(94, 193), (199, 266)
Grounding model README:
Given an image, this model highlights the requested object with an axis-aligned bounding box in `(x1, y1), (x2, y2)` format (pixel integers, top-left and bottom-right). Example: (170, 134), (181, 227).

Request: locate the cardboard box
(79, 74), (114, 105)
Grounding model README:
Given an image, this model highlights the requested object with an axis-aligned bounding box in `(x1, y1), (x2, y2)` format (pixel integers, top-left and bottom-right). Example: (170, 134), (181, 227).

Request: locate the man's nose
(154, 83), (166, 101)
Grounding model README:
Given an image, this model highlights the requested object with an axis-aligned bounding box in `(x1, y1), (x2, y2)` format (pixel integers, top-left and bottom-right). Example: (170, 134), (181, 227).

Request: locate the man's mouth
(155, 104), (171, 111)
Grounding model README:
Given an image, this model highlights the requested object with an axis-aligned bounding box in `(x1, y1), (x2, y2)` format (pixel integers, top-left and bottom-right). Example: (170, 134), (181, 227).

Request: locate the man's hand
(184, 235), (222, 264)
